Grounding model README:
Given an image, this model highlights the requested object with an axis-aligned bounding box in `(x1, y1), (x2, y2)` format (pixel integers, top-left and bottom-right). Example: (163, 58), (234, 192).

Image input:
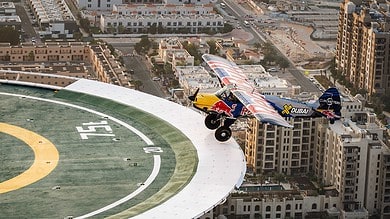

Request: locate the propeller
(188, 88), (200, 101)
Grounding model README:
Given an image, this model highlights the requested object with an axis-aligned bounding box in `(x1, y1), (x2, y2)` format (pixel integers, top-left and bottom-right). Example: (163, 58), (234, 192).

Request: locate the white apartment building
(112, 3), (214, 15)
(176, 65), (220, 96)
(318, 112), (388, 217)
(99, 13), (223, 33)
(0, 2), (21, 31)
(74, 0), (210, 11)
(201, 184), (340, 219)
(73, 0), (122, 11)
(26, 0), (77, 38)
(0, 2), (16, 16)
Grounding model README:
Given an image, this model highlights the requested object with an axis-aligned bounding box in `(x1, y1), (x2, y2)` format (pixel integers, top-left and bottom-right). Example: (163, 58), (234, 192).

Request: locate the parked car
(267, 68), (278, 72)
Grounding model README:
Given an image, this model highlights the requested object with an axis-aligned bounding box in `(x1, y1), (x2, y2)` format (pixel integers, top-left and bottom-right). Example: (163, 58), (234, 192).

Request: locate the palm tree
(257, 174), (265, 186)
(273, 173), (285, 185)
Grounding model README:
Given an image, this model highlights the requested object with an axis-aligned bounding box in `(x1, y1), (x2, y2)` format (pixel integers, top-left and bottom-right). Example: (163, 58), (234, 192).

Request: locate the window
(312, 203), (317, 209)
(266, 206), (271, 211)
(276, 205), (281, 211)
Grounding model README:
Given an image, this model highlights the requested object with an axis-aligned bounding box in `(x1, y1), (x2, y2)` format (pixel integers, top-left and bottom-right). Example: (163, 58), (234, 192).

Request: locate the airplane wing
(232, 89), (293, 128)
(202, 54), (293, 128)
(202, 54), (253, 91)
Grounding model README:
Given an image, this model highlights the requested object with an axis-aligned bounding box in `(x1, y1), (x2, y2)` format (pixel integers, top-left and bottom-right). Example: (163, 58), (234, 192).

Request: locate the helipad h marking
(0, 123), (59, 194)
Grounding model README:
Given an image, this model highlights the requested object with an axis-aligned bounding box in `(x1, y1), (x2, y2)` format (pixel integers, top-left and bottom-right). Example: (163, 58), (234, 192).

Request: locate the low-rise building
(0, 42), (131, 88)
(99, 13), (223, 34)
(0, 2), (21, 30)
(0, 16), (21, 31)
(201, 182), (340, 219)
(26, 0), (77, 38)
(157, 38), (194, 68)
(0, 2), (16, 16)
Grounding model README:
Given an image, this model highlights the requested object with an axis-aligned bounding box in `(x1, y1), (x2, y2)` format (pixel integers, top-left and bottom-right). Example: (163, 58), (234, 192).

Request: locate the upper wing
(202, 54), (253, 91)
(232, 89), (293, 128)
(202, 54), (293, 128)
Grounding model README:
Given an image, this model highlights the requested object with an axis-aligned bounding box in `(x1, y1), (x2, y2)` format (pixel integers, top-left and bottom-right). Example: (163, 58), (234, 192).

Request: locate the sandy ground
(265, 21), (335, 64)
(228, 0), (337, 66)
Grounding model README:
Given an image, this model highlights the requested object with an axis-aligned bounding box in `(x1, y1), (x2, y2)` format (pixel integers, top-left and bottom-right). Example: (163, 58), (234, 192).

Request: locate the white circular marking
(0, 92), (160, 217)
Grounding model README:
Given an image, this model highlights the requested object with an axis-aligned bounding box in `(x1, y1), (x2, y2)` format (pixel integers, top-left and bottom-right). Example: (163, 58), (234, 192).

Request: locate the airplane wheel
(215, 126), (232, 142)
(205, 113), (221, 130)
(330, 118), (335, 124)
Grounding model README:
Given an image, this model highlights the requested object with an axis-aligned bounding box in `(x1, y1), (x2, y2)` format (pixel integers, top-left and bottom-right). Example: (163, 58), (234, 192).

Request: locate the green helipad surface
(0, 84), (198, 218)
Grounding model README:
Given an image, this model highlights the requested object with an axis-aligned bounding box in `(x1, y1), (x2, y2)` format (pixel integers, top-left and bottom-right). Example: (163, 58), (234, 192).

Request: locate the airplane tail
(316, 88), (342, 121)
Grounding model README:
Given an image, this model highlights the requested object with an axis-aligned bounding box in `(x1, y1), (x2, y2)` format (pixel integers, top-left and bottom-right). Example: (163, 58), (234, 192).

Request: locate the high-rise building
(243, 91), (390, 218)
(335, 0), (390, 96)
(245, 117), (317, 176)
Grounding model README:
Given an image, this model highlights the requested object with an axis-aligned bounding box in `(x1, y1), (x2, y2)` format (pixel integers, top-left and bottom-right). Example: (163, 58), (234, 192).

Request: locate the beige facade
(0, 42), (90, 62)
(0, 42), (132, 88)
(245, 117), (317, 176)
(335, 0), (390, 96)
(244, 90), (390, 217)
(317, 115), (388, 217)
(203, 187), (340, 219)
(157, 38), (194, 68)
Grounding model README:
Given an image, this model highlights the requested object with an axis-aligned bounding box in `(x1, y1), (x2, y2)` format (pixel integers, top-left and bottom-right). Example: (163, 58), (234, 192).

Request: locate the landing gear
(204, 113), (235, 142)
(205, 113), (221, 130)
(215, 126), (232, 142)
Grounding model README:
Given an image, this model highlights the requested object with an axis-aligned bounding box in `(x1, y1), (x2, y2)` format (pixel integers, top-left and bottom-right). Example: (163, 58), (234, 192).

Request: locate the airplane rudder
(318, 88), (342, 112)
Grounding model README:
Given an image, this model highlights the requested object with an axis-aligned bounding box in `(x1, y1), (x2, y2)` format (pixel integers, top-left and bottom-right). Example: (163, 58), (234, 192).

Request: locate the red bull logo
(211, 100), (233, 117)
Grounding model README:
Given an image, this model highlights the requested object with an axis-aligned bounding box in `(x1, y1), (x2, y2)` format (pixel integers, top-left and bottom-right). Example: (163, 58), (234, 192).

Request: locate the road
(112, 44), (166, 98)
(222, 0), (322, 94)
(15, 4), (40, 43)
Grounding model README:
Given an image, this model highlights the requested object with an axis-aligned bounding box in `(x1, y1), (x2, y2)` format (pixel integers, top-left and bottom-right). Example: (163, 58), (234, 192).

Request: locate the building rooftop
(30, 0), (74, 22)
(0, 78), (246, 218)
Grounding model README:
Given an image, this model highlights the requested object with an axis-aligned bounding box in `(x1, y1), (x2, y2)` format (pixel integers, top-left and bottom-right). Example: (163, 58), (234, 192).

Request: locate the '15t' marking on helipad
(0, 92), (163, 217)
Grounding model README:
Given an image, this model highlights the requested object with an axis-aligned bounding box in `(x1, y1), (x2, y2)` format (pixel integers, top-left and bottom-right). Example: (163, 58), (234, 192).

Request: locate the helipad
(0, 79), (246, 218)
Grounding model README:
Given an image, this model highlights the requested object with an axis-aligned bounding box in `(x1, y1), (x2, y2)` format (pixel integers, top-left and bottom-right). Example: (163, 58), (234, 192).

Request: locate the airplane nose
(188, 88), (199, 101)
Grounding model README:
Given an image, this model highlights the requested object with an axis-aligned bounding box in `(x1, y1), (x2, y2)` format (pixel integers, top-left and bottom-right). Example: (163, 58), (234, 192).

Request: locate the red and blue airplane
(188, 54), (342, 142)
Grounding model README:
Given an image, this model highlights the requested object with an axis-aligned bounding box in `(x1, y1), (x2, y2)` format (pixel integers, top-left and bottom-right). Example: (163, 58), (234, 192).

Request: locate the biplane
(188, 54), (342, 142)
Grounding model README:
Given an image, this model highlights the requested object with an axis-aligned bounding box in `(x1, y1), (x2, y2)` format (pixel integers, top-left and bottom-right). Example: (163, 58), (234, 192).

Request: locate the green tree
(117, 24), (126, 34)
(134, 35), (152, 55)
(278, 57), (290, 73)
(73, 31), (83, 41)
(131, 80), (143, 90)
(254, 42), (262, 51)
(0, 26), (20, 45)
(182, 41), (202, 65)
(78, 16), (91, 34)
(207, 40), (218, 54)
(222, 23), (233, 33)
(149, 23), (157, 34)
(273, 173), (285, 185)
